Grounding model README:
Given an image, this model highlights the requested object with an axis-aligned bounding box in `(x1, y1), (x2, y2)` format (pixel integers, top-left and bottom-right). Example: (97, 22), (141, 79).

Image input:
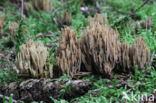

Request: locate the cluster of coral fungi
(24, 0), (52, 13)
(16, 14), (150, 78)
(56, 28), (81, 77)
(8, 22), (19, 43)
(56, 14), (150, 77)
(57, 12), (72, 28)
(80, 23), (121, 77)
(120, 37), (150, 72)
(16, 40), (53, 78)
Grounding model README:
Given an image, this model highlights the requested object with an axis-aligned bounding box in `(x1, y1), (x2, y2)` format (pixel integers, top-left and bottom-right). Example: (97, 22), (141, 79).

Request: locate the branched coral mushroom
(58, 12), (72, 28)
(31, 0), (41, 10)
(9, 22), (19, 43)
(16, 40), (53, 78)
(120, 36), (150, 72)
(120, 41), (131, 72)
(88, 14), (109, 27)
(24, 2), (34, 15)
(0, 17), (4, 33)
(131, 36), (150, 69)
(32, 0), (52, 12)
(56, 28), (81, 77)
(42, 0), (52, 12)
(80, 23), (121, 77)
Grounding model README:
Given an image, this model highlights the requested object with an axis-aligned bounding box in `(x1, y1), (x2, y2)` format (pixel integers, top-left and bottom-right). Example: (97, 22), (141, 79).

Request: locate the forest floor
(0, 0), (156, 103)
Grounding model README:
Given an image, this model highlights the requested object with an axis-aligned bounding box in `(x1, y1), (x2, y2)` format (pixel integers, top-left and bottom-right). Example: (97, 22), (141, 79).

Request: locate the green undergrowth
(0, 0), (156, 103)
(0, 61), (22, 84)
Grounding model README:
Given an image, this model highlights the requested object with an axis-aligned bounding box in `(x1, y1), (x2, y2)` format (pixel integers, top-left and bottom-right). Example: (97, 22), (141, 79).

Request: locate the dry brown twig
(150, 51), (155, 66)
(73, 72), (92, 78)
(131, 0), (151, 15)
(113, 0), (151, 27)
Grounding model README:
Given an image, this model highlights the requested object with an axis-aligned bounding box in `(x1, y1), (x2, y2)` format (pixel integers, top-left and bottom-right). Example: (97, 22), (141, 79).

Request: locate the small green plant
(0, 62), (22, 84)
(58, 74), (71, 82)
(2, 94), (14, 103)
(50, 97), (68, 103)
(15, 19), (30, 53)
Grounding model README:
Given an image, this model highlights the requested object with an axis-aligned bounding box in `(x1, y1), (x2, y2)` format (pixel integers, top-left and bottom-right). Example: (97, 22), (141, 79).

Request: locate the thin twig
(46, 39), (59, 48)
(51, 38), (59, 44)
(130, 0), (150, 16)
(113, 0), (151, 27)
(125, 82), (137, 94)
(21, 0), (24, 17)
(73, 72), (91, 77)
(52, 8), (62, 16)
(150, 51), (155, 66)
(52, 7), (63, 25)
